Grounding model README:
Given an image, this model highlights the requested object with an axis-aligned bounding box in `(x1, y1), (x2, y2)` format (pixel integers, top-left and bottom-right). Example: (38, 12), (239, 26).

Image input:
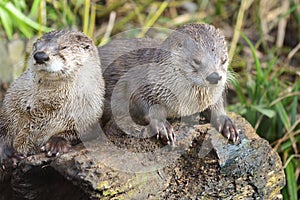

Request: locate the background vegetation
(0, 0), (299, 199)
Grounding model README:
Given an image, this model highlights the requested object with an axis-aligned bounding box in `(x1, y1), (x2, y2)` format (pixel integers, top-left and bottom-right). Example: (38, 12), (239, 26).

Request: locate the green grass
(0, 0), (299, 199)
(229, 32), (299, 200)
(0, 0), (51, 38)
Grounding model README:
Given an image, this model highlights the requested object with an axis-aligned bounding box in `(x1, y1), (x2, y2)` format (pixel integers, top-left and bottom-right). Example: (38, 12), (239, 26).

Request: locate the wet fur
(0, 30), (105, 155)
(101, 24), (229, 127)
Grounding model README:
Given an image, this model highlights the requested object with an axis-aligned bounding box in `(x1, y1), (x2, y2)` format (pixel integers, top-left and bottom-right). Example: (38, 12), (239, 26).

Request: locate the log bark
(0, 113), (285, 200)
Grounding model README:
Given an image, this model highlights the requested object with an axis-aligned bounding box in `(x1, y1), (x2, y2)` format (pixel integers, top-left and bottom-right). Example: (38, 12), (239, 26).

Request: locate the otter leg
(0, 137), (24, 169)
(129, 93), (175, 145)
(0, 141), (24, 169)
(0, 123), (24, 169)
(209, 97), (239, 142)
(41, 130), (77, 157)
(148, 104), (175, 145)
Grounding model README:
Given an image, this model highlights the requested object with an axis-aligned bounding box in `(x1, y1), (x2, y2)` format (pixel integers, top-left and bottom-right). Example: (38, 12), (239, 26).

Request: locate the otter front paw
(41, 136), (71, 157)
(216, 115), (239, 142)
(0, 144), (24, 169)
(148, 119), (175, 145)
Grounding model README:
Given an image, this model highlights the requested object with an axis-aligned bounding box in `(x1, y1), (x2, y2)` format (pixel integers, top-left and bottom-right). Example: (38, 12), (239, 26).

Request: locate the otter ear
(177, 41), (183, 48)
(73, 33), (92, 50)
(74, 34), (87, 42)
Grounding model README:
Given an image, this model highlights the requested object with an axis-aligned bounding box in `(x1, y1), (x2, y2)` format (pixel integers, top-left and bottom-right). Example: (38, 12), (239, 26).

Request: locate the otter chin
(0, 30), (105, 167)
(35, 60), (65, 73)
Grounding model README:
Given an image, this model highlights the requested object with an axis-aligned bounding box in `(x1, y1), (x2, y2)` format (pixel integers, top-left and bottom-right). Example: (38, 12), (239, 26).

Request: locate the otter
(99, 37), (161, 70)
(100, 23), (238, 144)
(0, 30), (105, 165)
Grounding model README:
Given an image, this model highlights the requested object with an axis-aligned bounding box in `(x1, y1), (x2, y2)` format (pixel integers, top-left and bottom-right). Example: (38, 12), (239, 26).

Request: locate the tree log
(0, 113), (285, 199)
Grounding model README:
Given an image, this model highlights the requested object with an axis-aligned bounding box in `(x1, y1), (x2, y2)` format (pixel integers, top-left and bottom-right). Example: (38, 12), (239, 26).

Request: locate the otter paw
(0, 145), (24, 169)
(41, 136), (71, 157)
(149, 119), (175, 145)
(217, 115), (239, 143)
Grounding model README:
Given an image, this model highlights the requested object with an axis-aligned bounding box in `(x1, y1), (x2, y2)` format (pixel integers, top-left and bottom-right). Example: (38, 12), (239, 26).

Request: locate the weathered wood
(0, 113), (285, 199)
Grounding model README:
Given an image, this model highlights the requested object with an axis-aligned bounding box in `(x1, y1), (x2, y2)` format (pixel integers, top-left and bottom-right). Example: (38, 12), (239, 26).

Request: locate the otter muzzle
(206, 72), (222, 84)
(34, 51), (50, 64)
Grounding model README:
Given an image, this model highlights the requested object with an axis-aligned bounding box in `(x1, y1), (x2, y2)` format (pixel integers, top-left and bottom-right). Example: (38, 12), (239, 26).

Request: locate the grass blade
(83, 0), (90, 35)
(285, 159), (298, 200)
(137, 1), (169, 38)
(0, 7), (13, 39)
(29, 0), (41, 17)
(250, 105), (275, 118)
(240, 31), (263, 81)
(275, 101), (291, 131)
(1, 1), (51, 32)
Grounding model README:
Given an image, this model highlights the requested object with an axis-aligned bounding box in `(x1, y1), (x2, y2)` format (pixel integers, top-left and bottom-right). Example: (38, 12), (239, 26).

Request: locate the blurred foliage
(0, 0), (299, 199)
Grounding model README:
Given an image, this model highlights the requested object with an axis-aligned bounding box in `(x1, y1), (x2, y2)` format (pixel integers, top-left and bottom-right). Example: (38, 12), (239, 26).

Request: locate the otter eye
(32, 44), (37, 51)
(190, 59), (199, 72)
(59, 46), (68, 50)
(177, 42), (183, 48)
(83, 44), (90, 50)
(32, 42), (39, 51)
(221, 57), (227, 65)
(193, 58), (201, 65)
(189, 64), (198, 72)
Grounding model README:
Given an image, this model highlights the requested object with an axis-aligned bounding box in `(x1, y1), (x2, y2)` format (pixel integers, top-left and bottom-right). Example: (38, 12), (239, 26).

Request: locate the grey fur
(101, 23), (238, 144)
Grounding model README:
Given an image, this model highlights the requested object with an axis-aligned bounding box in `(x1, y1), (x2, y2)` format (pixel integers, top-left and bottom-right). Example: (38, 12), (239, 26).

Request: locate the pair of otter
(0, 24), (238, 167)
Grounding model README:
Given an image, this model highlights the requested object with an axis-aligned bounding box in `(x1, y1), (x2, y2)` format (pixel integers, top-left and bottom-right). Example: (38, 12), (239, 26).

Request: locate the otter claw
(227, 132), (230, 140)
(0, 145), (24, 169)
(149, 119), (175, 145)
(218, 125), (222, 133)
(1, 155), (23, 169)
(41, 136), (71, 157)
(216, 115), (239, 143)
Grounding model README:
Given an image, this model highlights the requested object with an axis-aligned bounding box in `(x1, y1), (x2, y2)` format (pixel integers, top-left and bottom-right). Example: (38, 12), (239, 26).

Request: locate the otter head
(162, 24), (228, 91)
(30, 30), (97, 80)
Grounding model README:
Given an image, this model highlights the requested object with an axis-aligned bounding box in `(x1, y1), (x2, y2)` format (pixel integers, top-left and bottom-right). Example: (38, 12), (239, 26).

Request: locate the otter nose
(206, 72), (222, 84)
(34, 51), (49, 64)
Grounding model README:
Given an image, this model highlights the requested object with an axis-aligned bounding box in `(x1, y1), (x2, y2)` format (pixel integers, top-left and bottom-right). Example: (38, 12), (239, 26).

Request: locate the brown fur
(0, 30), (105, 155)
